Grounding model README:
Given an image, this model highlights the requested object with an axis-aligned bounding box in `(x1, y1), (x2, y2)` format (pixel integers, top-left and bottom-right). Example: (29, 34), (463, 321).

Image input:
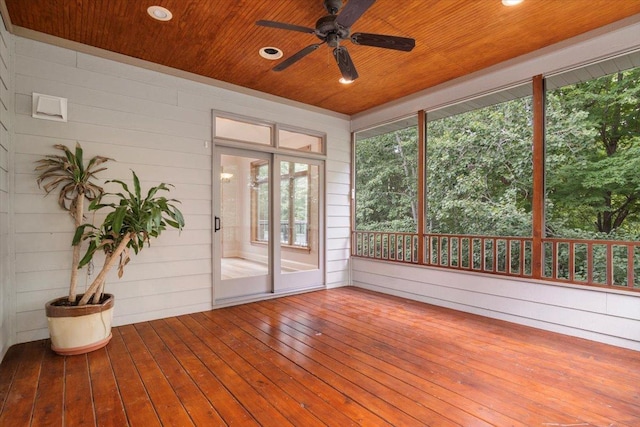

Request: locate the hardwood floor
(1, 287), (639, 426)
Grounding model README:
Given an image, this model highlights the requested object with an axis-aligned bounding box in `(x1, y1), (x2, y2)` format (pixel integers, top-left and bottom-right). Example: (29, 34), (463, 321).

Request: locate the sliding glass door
(213, 148), (324, 303)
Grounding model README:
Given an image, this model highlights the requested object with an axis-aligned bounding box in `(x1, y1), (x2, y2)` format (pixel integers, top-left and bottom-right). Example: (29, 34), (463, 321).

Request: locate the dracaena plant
(35, 143), (111, 303)
(73, 170), (185, 306)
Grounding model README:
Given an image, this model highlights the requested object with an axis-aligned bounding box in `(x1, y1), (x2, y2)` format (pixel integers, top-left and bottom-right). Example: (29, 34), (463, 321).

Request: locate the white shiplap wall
(12, 36), (351, 344)
(352, 16), (640, 351)
(0, 18), (12, 360)
(353, 259), (640, 351)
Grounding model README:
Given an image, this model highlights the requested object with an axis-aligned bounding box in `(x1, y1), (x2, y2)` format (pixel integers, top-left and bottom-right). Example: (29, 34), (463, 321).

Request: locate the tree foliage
(546, 68), (640, 239)
(426, 97), (533, 236)
(355, 126), (418, 232)
(355, 66), (640, 241)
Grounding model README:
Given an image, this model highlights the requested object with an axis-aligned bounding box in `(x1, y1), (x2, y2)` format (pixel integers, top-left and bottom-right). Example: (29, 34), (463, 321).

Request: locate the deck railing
(258, 220), (308, 246)
(352, 231), (640, 292)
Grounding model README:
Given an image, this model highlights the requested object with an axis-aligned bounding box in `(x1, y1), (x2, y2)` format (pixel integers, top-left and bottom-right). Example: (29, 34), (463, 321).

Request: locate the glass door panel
(215, 149), (271, 301)
(276, 157), (323, 292)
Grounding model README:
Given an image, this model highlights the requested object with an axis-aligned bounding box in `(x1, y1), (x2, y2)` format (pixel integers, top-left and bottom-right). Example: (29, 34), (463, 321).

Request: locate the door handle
(214, 216), (221, 232)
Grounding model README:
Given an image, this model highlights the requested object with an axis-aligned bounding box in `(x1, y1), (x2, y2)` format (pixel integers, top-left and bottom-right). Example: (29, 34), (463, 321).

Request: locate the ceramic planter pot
(45, 293), (114, 356)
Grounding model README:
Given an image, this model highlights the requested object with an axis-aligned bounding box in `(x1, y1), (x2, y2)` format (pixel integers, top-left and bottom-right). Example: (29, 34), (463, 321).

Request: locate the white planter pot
(45, 294), (114, 356)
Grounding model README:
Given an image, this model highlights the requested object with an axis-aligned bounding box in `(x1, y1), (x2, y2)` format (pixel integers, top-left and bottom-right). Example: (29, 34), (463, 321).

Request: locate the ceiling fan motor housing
(316, 15), (350, 46)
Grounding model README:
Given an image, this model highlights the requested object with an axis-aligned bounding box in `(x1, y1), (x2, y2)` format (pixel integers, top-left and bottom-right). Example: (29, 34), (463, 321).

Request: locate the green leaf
(132, 171), (141, 200)
(78, 240), (97, 268)
(172, 208), (185, 228)
(111, 206), (127, 234)
(74, 143), (84, 171)
(72, 224), (89, 245)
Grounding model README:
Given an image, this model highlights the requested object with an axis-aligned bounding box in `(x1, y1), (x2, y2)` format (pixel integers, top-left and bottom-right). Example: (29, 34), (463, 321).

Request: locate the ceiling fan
(256, 0), (415, 82)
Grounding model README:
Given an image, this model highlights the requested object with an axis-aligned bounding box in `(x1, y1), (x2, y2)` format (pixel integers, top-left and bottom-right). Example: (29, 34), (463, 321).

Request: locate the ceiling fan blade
(256, 20), (315, 34)
(351, 32), (416, 52)
(336, 0), (376, 29)
(333, 46), (359, 81)
(273, 43), (324, 71)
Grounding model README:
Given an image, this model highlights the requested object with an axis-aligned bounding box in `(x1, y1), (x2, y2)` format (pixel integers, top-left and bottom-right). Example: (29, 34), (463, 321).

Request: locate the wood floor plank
(206, 307), (373, 427)
(340, 287), (640, 387)
(276, 298), (556, 424)
(1, 287), (639, 425)
(211, 306), (392, 426)
(106, 328), (161, 427)
(31, 345), (64, 426)
(219, 304), (450, 426)
(148, 318), (259, 426)
(234, 302), (467, 426)
(320, 289), (640, 419)
(0, 344), (25, 414)
(188, 312), (326, 427)
(340, 290), (640, 419)
(133, 322), (227, 426)
(165, 315), (295, 427)
(63, 353), (96, 426)
(118, 324), (195, 426)
(0, 341), (45, 426)
(88, 346), (128, 427)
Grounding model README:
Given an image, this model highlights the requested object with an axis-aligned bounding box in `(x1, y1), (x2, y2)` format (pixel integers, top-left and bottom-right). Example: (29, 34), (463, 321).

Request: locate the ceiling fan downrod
(324, 0), (343, 15)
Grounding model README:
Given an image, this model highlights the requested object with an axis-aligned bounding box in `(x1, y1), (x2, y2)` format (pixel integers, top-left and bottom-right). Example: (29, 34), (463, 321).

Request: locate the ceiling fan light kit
(256, 0), (415, 83)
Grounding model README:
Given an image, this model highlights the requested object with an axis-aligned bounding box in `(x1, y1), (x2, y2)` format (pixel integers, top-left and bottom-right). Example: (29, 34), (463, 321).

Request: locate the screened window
(426, 85), (534, 237)
(351, 52), (640, 290)
(354, 116), (418, 232)
(545, 55), (640, 241)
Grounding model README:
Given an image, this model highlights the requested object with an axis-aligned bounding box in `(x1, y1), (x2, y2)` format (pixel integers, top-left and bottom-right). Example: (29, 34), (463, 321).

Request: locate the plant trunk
(78, 234), (132, 306)
(91, 267), (107, 304)
(69, 192), (84, 303)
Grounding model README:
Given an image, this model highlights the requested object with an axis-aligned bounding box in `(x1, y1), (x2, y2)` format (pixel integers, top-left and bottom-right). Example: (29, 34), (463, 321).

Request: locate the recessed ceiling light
(147, 6), (173, 21)
(259, 47), (283, 60)
(502, 0), (523, 5)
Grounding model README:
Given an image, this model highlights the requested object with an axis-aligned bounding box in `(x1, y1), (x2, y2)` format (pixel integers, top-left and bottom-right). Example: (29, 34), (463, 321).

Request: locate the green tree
(426, 97), (533, 237)
(546, 68), (640, 238)
(355, 126), (418, 232)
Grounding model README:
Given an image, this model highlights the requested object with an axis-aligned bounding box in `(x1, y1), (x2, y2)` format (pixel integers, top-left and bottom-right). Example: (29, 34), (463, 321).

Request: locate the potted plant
(36, 143), (116, 355)
(37, 144), (185, 355)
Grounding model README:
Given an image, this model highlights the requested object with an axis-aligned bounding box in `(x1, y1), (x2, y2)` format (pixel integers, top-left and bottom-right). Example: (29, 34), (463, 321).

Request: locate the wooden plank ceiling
(3, 0), (640, 115)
